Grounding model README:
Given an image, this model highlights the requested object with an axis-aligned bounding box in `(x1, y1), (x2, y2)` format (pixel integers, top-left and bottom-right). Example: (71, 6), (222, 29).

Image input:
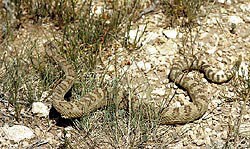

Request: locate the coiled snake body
(44, 42), (241, 124)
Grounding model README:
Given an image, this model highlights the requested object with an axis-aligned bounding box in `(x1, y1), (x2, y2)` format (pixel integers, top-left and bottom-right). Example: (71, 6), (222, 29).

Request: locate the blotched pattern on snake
(44, 41), (241, 124)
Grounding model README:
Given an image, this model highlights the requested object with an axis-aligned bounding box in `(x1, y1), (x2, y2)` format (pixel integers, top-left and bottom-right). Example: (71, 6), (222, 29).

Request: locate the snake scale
(44, 41), (241, 125)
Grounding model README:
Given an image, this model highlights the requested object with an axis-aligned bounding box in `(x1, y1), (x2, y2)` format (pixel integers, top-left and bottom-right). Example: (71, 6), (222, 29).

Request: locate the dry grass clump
(161, 0), (207, 27)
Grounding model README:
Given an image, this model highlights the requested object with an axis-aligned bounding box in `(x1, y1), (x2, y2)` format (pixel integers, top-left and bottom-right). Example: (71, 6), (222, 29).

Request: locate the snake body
(45, 42), (107, 118)
(161, 55), (241, 124)
(44, 41), (241, 124)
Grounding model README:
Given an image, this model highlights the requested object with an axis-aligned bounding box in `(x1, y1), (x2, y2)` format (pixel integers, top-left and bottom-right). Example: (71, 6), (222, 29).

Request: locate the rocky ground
(0, 0), (249, 148)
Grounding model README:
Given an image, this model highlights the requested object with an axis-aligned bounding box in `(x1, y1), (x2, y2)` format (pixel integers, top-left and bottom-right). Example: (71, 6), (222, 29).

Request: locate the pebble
(108, 65), (115, 72)
(162, 29), (178, 39)
(211, 99), (222, 107)
(93, 6), (103, 15)
(40, 91), (49, 101)
(217, 0), (225, 4)
(228, 16), (244, 24)
(152, 88), (165, 96)
(172, 100), (182, 108)
(205, 127), (212, 133)
(243, 113), (250, 119)
(136, 61), (151, 72)
(217, 50), (223, 57)
(226, 0), (232, 5)
(142, 32), (159, 45)
(32, 102), (49, 117)
(216, 57), (223, 63)
(1, 125), (34, 142)
(127, 25), (148, 46)
(240, 4), (250, 12)
(195, 139), (205, 146)
(145, 45), (158, 55)
(206, 17), (218, 25)
(243, 16), (250, 23)
(226, 91), (235, 98)
(206, 47), (217, 54)
(217, 0), (232, 5)
(158, 40), (177, 55)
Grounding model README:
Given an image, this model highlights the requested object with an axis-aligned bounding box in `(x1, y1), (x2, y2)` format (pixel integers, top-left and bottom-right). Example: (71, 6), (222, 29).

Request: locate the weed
(161, 0), (207, 27)
(223, 57), (250, 148)
(0, 41), (45, 121)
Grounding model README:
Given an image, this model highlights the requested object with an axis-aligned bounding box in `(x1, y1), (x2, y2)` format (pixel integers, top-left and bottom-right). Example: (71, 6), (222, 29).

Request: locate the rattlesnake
(44, 41), (241, 124)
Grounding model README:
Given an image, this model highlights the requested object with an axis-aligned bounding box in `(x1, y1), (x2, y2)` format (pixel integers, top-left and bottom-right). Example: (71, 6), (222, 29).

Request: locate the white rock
(1, 125), (34, 142)
(126, 25), (147, 45)
(40, 91), (49, 101)
(172, 101), (182, 108)
(165, 68), (171, 76)
(32, 102), (49, 117)
(145, 45), (158, 55)
(217, 0), (225, 3)
(22, 141), (30, 147)
(240, 4), (250, 12)
(195, 139), (205, 146)
(142, 32), (159, 46)
(226, 0), (232, 5)
(200, 32), (209, 39)
(108, 65), (115, 72)
(152, 88), (165, 96)
(158, 40), (178, 55)
(227, 91), (235, 98)
(244, 16), (250, 23)
(216, 57), (223, 63)
(127, 29), (141, 44)
(104, 74), (112, 81)
(211, 99), (223, 106)
(217, 50), (223, 56)
(93, 6), (103, 15)
(206, 47), (217, 54)
(162, 29), (178, 39)
(136, 61), (151, 72)
(217, 0), (231, 5)
(228, 16), (244, 24)
(243, 113), (250, 119)
(205, 127), (212, 133)
(206, 17), (218, 25)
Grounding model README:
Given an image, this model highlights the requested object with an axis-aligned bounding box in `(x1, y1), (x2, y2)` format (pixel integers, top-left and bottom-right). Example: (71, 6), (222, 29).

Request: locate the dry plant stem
(233, 91), (249, 146)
